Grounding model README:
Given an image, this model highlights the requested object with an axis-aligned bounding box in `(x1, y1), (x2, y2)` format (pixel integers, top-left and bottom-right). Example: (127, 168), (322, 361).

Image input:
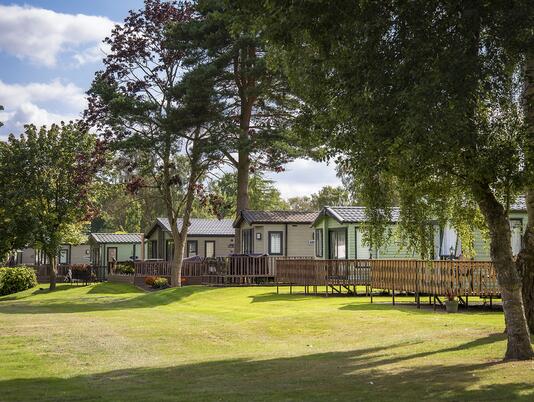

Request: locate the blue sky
(0, 0), (340, 197)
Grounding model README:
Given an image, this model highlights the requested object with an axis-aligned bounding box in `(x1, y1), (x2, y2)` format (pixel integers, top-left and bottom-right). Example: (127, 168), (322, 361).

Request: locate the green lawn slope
(1, 283), (533, 401)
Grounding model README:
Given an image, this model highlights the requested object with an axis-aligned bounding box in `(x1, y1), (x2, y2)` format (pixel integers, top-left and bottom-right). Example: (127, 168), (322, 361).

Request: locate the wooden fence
(371, 259), (499, 297)
(33, 264), (99, 283)
(133, 255), (313, 285)
(276, 259), (500, 297)
(276, 259), (372, 287)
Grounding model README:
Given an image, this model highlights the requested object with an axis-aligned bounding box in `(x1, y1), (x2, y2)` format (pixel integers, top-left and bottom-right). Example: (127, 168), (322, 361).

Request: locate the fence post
(416, 261), (420, 309)
(392, 263), (396, 306)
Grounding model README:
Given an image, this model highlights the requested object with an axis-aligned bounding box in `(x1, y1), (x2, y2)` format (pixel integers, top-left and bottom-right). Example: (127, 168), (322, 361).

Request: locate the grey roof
(234, 210), (319, 227)
(90, 233), (143, 244)
(511, 195), (526, 211)
(319, 196), (526, 226)
(155, 218), (235, 236)
(317, 206), (401, 224)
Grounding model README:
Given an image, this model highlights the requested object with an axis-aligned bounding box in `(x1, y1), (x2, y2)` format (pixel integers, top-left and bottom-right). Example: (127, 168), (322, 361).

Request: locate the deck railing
(276, 258), (499, 297)
(133, 255), (314, 284)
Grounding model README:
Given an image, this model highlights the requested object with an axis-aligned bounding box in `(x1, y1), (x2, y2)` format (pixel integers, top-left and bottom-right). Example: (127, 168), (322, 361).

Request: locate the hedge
(0, 266), (38, 296)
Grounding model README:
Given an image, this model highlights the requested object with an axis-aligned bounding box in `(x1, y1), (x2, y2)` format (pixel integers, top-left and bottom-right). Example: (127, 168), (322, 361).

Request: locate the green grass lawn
(1, 283), (533, 401)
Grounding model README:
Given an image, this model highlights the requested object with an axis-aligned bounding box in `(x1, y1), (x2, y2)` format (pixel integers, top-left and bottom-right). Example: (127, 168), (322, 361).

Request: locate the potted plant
(445, 290), (459, 313)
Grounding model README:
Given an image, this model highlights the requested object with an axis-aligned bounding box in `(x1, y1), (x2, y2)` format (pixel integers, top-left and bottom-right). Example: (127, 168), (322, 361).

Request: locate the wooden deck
(133, 256), (313, 286)
(276, 259), (500, 300)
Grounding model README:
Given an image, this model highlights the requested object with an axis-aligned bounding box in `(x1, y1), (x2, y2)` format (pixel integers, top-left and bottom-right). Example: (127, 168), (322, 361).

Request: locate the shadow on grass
(248, 292), (321, 303)
(0, 285), (215, 314)
(87, 282), (143, 294)
(0, 284), (76, 301)
(0, 340), (530, 402)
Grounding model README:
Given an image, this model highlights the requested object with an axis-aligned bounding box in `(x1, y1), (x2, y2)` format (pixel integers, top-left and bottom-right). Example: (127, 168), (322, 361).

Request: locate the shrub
(115, 263), (134, 275)
(144, 276), (157, 287)
(0, 266), (38, 296)
(152, 277), (168, 289)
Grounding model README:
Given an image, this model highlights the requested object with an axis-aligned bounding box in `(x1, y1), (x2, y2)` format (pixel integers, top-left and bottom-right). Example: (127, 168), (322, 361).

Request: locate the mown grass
(0, 283), (533, 401)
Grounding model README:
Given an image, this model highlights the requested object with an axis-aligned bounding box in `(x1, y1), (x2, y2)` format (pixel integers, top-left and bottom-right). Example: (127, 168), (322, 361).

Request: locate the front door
(107, 247), (118, 264)
(329, 229), (347, 259)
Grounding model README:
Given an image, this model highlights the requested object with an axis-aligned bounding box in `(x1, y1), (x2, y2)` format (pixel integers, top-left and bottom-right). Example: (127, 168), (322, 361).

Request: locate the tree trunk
(518, 49), (534, 333)
(474, 184), (533, 360)
(170, 227), (185, 288)
(234, 94), (253, 253)
(517, 191), (534, 333)
(235, 149), (250, 253)
(168, 142), (200, 288)
(48, 253), (57, 291)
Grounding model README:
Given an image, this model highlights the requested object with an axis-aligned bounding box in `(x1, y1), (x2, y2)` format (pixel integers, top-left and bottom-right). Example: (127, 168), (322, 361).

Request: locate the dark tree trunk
(170, 227), (185, 288)
(517, 191), (534, 333)
(474, 184), (533, 360)
(235, 149), (250, 253)
(234, 94), (254, 253)
(48, 254), (57, 291)
(518, 51), (534, 333)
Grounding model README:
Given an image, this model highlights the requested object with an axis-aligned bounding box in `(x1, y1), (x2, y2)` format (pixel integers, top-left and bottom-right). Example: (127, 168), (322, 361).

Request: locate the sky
(0, 1), (341, 198)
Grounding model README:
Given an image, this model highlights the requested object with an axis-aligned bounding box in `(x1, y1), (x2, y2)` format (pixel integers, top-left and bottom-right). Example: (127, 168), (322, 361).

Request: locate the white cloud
(0, 79), (85, 137)
(266, 159), (342, 198)
(0, 4), (116, 67)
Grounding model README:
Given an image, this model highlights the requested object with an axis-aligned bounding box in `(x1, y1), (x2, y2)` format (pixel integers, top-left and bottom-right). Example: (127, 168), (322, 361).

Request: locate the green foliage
(0, 123), (103, 262)
(115, 263), (135, 275)
(205, 172), (289, 217)
(288, 186), (352, 211)
(262, 0), (532, 258)
(0, 266), (37, 296)
(152, 277), (169, 289)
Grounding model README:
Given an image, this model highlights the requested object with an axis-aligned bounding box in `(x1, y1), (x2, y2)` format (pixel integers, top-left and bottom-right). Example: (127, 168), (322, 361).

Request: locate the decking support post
(465, 295), (469, 309)
(433, 294), (436, 311)
(276, 283), (279, 294)
(290, 284), (292, 295)
(416, 264), (420, 309)
(370, 286), (373, 303)
(392, 288), (395, 306)
(489, 295), (492, 308)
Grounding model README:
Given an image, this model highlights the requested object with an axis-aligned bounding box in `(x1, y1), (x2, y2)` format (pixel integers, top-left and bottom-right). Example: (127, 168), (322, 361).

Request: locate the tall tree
(168, 0), (300, 251)
(517, 47), (534, 333)
(86, 0), (226, 287)
(0, 123), (104, 289)
(263, 0), (533, 359)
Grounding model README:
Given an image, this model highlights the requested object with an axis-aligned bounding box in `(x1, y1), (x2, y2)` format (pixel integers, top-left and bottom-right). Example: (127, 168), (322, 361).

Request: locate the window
(315, 229), (323, 257)
(329, 229), (347, 259)
(510, 219), (523, 256)
(187, 240), (198, 257)
(166, 240), (174, 261)
(205, 241), (216, 258)
(268, 231), (283, 255)
(147, 240), (158, 259)
(242, 229), (254, 254)
(59, 249), (69, 264)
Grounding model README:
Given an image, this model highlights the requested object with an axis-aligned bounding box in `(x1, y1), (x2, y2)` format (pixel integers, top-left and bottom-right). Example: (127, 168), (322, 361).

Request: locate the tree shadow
(249, 292), (322, 303)
(0, 285), (215, 315)
(1, 342), (531, 401)
(86, 282), (144, 294)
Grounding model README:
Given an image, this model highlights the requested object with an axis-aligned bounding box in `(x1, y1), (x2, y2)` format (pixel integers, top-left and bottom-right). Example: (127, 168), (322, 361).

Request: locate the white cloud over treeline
(0, 4), (115, 67)
(0, 80), (85, 137)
